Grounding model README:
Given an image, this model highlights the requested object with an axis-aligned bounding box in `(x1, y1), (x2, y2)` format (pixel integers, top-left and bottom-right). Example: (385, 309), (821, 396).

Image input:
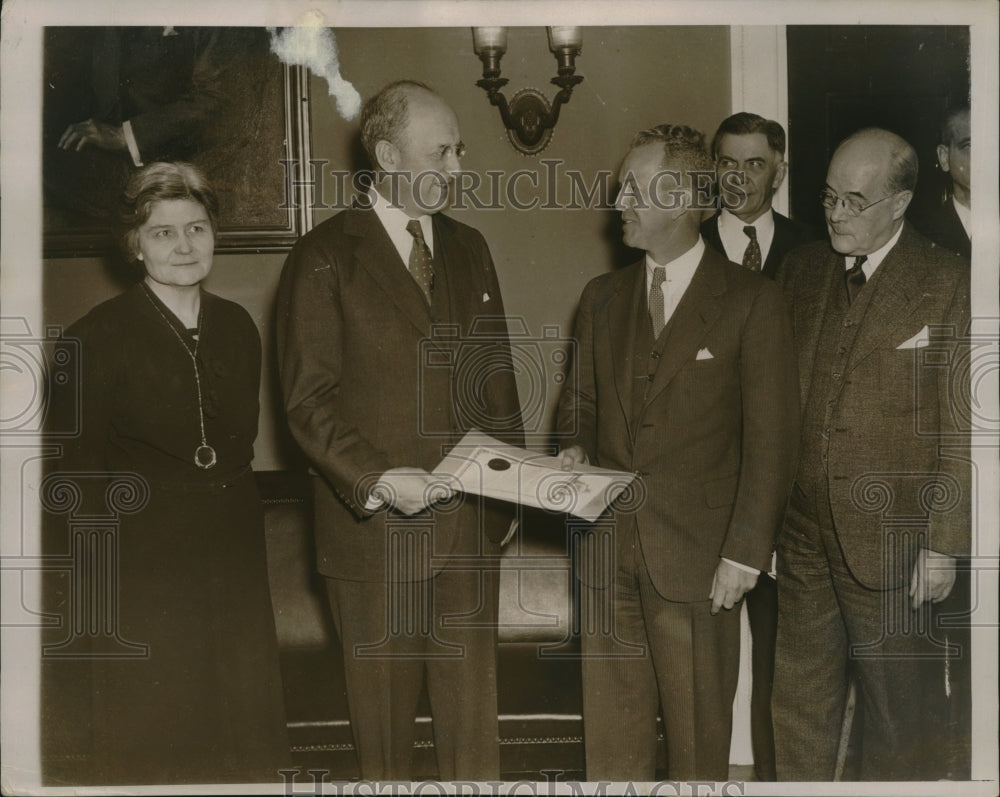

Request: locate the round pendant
(195, 444), (217, 470)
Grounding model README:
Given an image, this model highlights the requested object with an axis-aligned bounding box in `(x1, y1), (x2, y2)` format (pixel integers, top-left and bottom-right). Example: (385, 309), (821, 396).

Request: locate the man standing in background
(701, 112), (816, 279)
(701, 111), (818, 781)
(912, 105), (971, 260)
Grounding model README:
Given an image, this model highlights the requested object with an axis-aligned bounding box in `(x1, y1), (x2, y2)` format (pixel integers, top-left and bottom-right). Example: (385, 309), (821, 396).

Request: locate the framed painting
(42, 26), (312, 257)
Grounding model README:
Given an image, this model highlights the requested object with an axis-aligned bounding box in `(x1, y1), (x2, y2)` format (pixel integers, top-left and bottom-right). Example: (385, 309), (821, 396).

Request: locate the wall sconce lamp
(472, 26), (584, 155)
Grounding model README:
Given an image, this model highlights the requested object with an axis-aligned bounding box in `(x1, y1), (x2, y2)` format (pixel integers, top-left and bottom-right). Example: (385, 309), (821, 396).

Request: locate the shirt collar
(645, 237), (705, 284)
(716, 207), (776, 264)
(369, 186), (434, 258)
(844, 221), (904, 279)
(719, 206), (775, 239)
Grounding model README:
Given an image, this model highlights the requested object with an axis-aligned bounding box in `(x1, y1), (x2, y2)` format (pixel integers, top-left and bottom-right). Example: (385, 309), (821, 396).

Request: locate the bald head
(833, 128), (919, 196)
(360, 80), (463, 216)
(824, 128), (917, 256)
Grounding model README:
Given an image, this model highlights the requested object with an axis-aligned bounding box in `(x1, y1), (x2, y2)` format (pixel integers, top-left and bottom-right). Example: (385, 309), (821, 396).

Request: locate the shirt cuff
(722, 556), (760, 576)
(500, 518), (518, 547)
(122, 120), (144, 167)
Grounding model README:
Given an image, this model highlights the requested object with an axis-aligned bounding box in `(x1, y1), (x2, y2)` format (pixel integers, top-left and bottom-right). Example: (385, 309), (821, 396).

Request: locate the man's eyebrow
(823, 185), (867, 199)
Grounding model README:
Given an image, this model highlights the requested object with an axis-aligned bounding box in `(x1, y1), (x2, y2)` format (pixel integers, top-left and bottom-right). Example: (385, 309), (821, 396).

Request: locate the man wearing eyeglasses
(277, 80), (523, 780)
(771, 127), (970, 781)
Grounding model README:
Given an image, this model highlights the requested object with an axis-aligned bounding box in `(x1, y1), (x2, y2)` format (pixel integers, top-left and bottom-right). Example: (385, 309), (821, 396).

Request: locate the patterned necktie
(742, 225), (762, 271)
(405, 219), (435, 304)
(649, 266), (667, 338)
(845, 255), (868, 305)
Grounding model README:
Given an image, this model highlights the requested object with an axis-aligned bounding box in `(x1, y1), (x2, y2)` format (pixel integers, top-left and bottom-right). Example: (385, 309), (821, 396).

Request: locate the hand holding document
(433, 431), (635, 522)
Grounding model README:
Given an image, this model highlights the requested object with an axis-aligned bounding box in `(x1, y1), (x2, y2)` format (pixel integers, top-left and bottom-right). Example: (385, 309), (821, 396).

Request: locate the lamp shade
(472, 27), (508, 54)
(547, 26), (582, 52)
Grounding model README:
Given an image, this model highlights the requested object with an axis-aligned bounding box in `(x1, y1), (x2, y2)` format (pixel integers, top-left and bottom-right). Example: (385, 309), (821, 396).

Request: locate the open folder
(433, 431), (636, 522)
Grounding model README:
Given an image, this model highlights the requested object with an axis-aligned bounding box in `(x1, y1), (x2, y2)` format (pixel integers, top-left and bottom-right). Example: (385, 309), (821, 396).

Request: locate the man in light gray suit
(772, 128), (971, 781)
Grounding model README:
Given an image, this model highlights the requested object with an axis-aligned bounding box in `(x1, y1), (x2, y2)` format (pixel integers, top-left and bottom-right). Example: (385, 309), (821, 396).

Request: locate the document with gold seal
(434, 431), (636, 522)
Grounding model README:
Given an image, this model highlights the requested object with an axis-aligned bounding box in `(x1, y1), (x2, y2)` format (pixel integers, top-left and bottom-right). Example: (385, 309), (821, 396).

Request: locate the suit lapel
(846, 225), (930, 370)
(763, 212), (788, 276)
(644, 251), (724, 405)
(603, 262), (644, 440)
(794, 248), (840, 391)
(431, 214), (480, 331)
(347, 207), (432, 337)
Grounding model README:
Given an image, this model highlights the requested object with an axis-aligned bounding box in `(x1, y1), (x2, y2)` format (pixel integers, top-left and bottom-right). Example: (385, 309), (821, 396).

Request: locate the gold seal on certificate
(434, 431), (636, 522)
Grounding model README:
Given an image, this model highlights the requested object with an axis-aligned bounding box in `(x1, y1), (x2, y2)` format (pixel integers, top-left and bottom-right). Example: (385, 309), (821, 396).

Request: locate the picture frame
(41, 26), (313, 257)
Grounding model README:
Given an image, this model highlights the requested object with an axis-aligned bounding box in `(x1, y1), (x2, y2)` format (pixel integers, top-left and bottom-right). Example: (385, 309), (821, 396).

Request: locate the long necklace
(142, 284), (217, 470)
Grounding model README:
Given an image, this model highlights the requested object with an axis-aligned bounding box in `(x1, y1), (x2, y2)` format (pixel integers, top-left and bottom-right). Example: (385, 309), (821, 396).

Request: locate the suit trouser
(325, 567), (500, 781)
(772, 502), (935, 781)
(919, 564), (972, 778)
(746, 574), (778, 781)
(579, 524), (741, 781)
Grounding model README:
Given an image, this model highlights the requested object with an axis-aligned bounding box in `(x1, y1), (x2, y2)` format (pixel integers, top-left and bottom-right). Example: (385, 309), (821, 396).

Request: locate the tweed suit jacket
(776, 224), (971, 589)
(557, 243), (800, 602)
(276, 205), (523, 582)
(701, 209), (818, 278)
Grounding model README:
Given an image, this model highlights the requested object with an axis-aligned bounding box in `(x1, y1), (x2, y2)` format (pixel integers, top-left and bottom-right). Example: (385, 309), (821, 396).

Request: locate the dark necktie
(742, 225), (762, 271)
(405, 219), (435, 304)
(845, 255), (868, 305)
(649, 266), (666, 338)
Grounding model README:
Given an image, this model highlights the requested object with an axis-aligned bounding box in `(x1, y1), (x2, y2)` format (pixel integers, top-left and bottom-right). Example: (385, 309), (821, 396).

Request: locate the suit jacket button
(650, 351), (660, 359)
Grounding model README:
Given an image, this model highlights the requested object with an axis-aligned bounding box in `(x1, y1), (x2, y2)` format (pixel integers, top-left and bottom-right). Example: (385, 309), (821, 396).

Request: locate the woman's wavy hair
(119, 162), (219, 272)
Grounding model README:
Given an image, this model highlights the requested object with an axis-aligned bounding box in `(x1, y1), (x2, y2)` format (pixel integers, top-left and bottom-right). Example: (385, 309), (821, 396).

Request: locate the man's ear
(936, 143), (951, 174)
(374, 139), (398, 172)
(891, 190), (913, 221)
(772, 159), (788, 191)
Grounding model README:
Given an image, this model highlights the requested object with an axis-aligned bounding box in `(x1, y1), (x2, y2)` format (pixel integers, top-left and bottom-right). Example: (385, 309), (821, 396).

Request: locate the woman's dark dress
(42, 283), (289, 785)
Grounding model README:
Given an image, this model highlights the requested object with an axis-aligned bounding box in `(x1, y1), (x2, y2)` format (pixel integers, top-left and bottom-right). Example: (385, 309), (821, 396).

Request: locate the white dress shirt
(952, 196), (971, 239)
(645, 238), (704, 326)
(369, 186), (434, 261)
(717, 207), (776, 265)
(844, 221), (904, 278)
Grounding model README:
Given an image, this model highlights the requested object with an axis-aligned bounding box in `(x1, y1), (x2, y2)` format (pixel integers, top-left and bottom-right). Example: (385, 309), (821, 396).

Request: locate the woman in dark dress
(42, 162), (289, 785)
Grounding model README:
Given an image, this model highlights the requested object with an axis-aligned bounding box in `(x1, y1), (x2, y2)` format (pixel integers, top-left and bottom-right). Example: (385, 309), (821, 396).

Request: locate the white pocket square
(482, 292), (491, 302)
(896, 326), (930, 350)
(696, 347), (714, 360)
